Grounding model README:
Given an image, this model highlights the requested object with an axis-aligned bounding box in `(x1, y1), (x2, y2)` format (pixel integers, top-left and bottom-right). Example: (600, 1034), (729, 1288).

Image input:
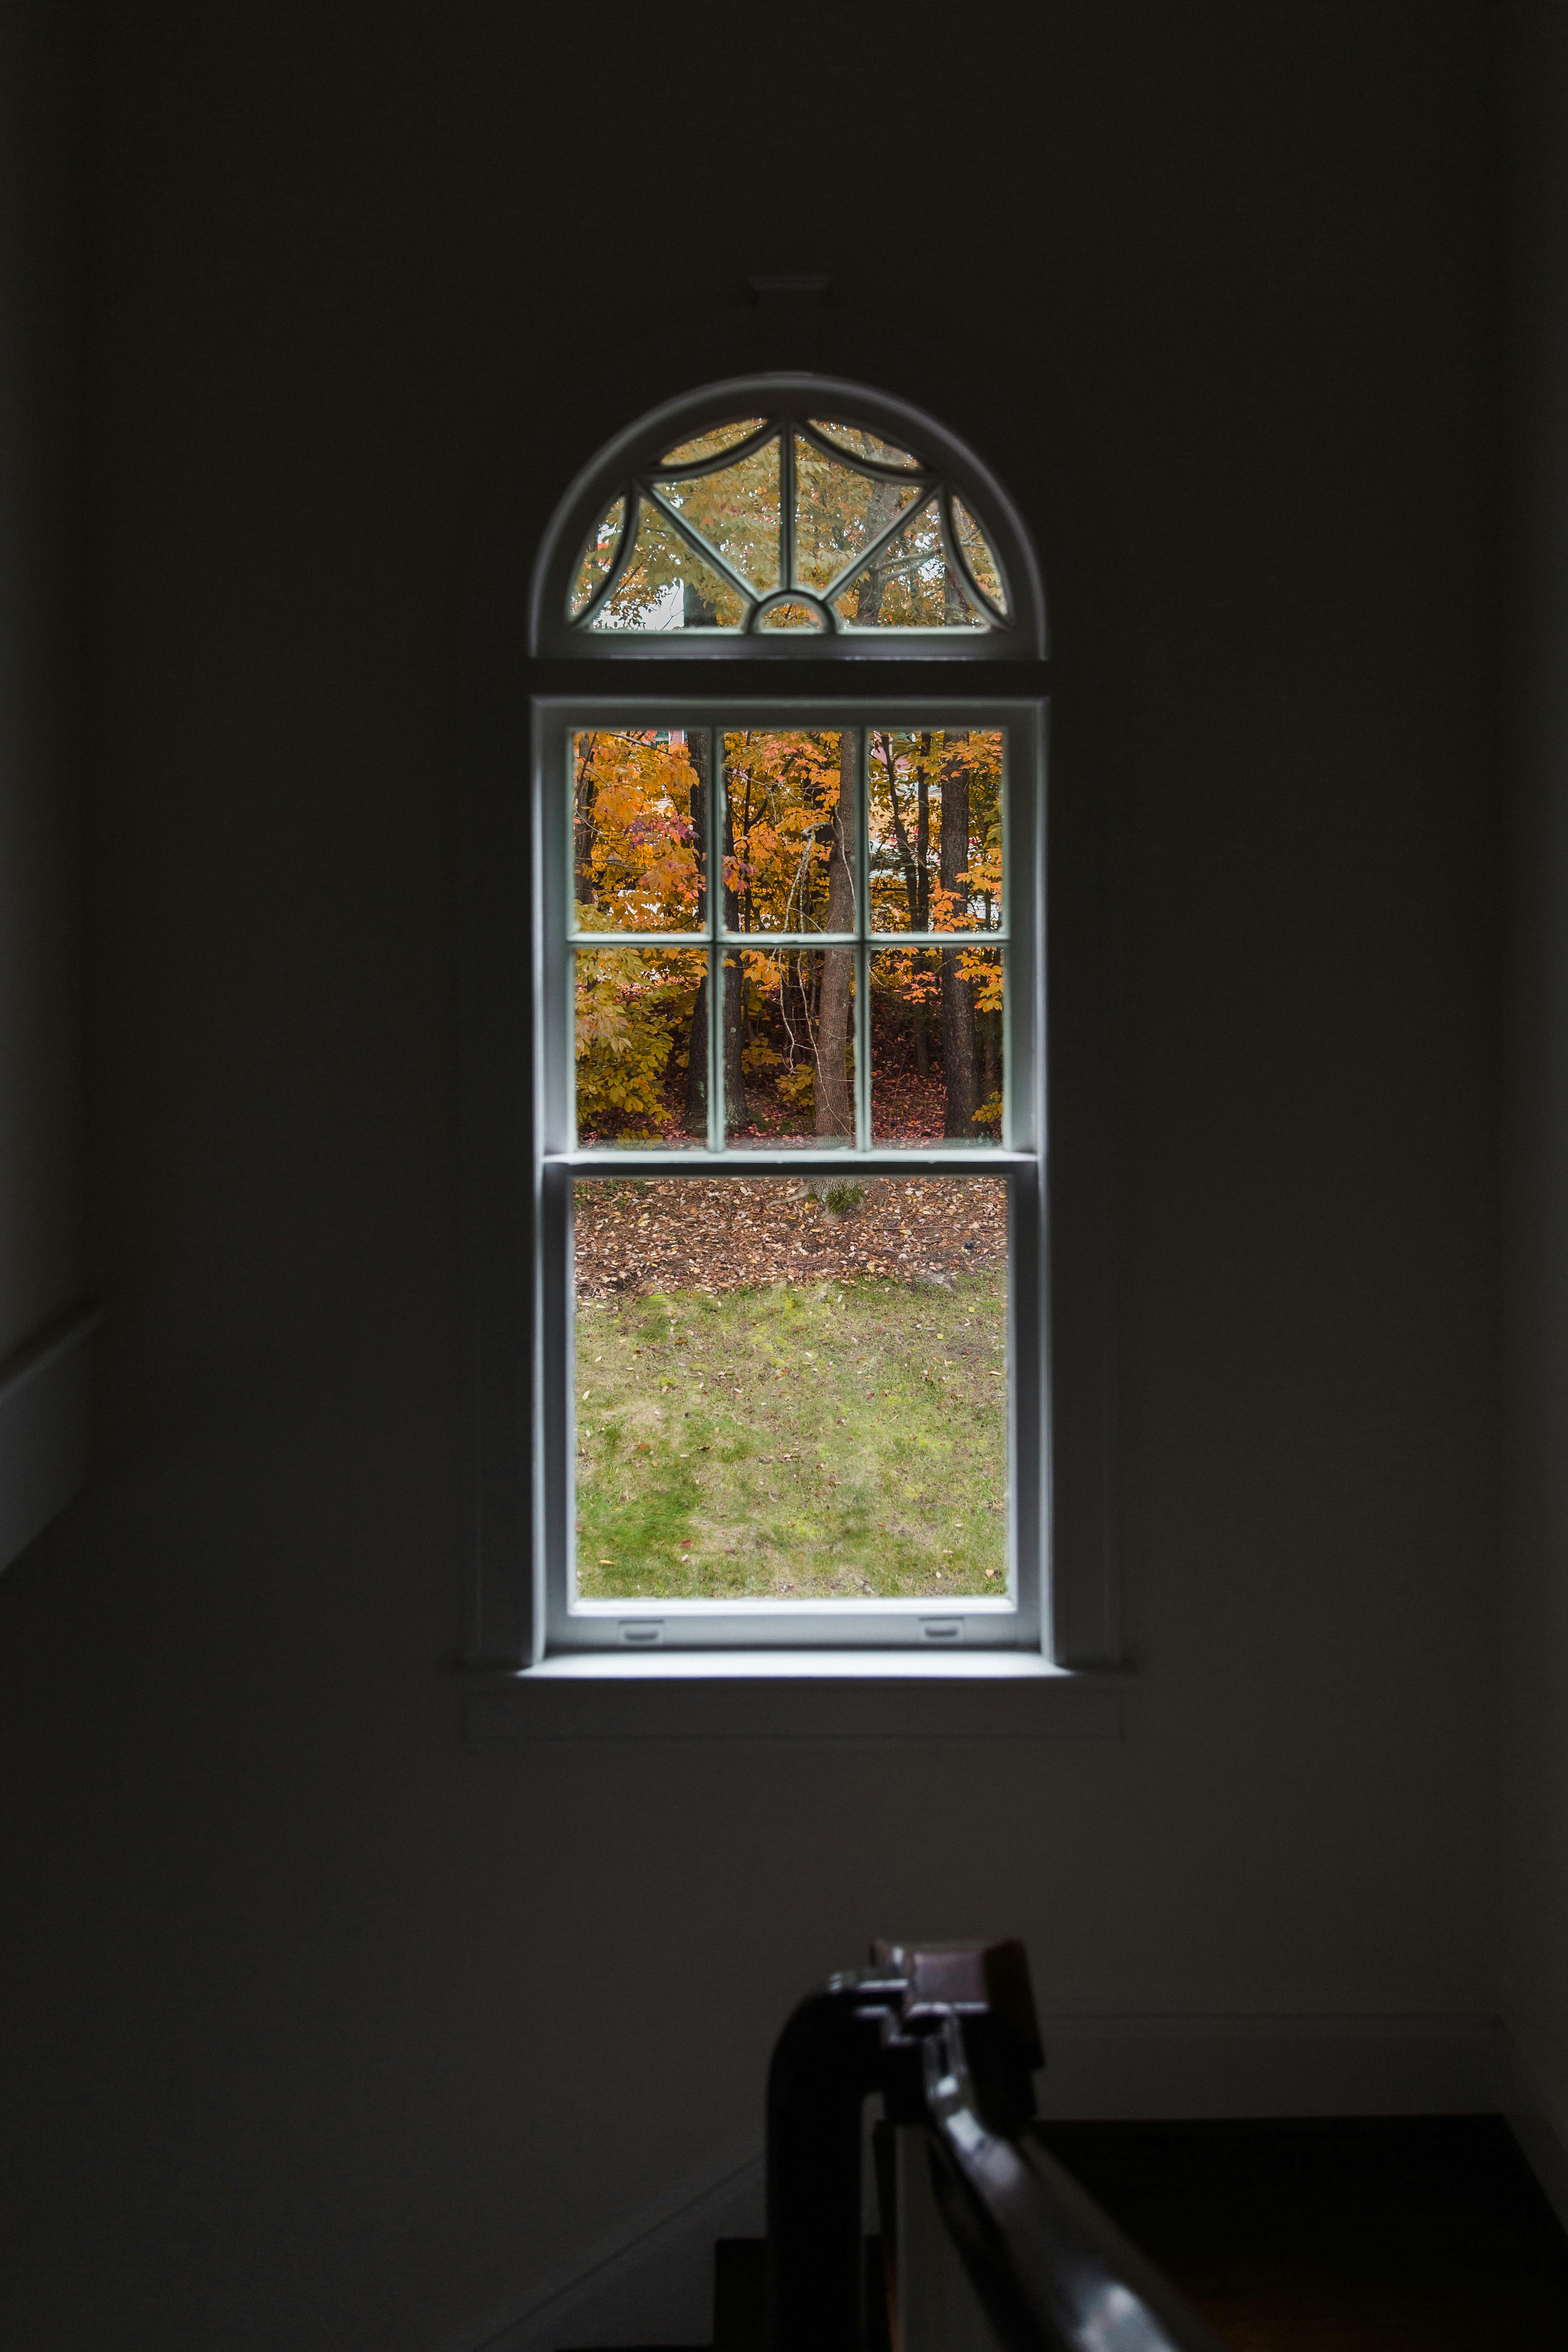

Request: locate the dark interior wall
(1503, 0), (1568, 2201)
(0, 0), (80, 1358)
(0, 6), (1503, 2348)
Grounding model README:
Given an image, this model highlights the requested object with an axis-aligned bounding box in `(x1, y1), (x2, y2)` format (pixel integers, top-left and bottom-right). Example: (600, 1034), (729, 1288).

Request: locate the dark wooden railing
(767, 1941), (1226, 2352)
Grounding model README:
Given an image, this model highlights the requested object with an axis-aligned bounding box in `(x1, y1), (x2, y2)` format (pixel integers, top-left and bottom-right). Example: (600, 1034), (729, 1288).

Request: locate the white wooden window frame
(460, 371), (1120, 1714)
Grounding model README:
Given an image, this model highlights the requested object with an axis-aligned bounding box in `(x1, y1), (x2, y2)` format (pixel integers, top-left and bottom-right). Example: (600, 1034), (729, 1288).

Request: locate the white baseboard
(456, 2009), (1517, 2352)
(0, 1302), (97, 1574)
(1496, 2026), (1568, 2232)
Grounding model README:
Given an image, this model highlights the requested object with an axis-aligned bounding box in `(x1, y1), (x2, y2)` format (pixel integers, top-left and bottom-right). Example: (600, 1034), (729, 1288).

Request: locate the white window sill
(460, 1651), (1126, 1743)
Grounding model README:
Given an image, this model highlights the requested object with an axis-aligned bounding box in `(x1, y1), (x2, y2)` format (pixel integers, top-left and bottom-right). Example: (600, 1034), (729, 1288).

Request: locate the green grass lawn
(573, 1272), (1009, 1600)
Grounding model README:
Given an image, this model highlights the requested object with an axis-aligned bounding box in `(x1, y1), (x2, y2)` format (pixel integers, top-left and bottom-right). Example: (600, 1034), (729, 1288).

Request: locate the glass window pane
(953, 496), (1008, 616)
(570, 729), (709, 933)
(659, 418), (766, 466)
(722, 729), (853, 936)
(807, 419), (923, 470)
(652, 438), (781, 596)
(758, 600), (827, 631)
(592, 499), (747, 631)
(795, 437), (923, 598)
(832, 500), (987, 629)
(569, 496), (625, 619)
(572, 1174), (1009, 1599)
(574, 947), (709, 1146)
(871, 947), (1004, 1144)
(868, 729), (1004, 934)
(724, 949), (856, 1146)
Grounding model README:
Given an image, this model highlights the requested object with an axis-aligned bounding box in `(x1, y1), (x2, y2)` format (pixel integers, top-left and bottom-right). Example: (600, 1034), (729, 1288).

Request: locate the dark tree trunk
(684, 731), (710, 1134)
(683, 731), (745, 1136)
(940, 733), (978, 1136)
(815, 731), (857, 1138)
(573, 733), (598, 907)
(912, 733), (933, 1074)
(685, 974), (708, 1132)
(720, 740), (748, 1131)
(884, 729), (921, 931)
(877, 731), (922, 931)
(853, 482), (904, 624)
(874, 731), (929, 1076)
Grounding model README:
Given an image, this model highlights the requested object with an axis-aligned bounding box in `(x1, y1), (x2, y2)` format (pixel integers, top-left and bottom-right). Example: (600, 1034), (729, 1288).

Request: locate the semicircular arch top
(530, 376), (1046, 661)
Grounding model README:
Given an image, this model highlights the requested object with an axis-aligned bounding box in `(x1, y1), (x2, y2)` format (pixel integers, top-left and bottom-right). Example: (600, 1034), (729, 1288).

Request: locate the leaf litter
(574, 1173), (1006, 1299)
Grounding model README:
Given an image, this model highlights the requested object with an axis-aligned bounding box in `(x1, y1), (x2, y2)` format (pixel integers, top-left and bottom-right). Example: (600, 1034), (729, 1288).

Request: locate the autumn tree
(683, 728), (711, 1134)
(873, 728), (932, 1074)
(803, 511), (910, 1137)
(724, 727), (845, 1128)
(939, 732), (979, 1136)
(865, 724), (1001, 1135)
(814, 730), (856, 1138)
(936, 564), (980, 1135)
(681, 729), (748, 1136)
(573, 731), (599, 907)
(572, 729), (704, 1141)
(567, 445), (1004, 1142)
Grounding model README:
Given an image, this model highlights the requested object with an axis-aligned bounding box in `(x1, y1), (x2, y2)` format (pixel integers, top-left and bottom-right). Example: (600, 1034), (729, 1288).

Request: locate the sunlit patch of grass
(573, 1272), (1008, 1600)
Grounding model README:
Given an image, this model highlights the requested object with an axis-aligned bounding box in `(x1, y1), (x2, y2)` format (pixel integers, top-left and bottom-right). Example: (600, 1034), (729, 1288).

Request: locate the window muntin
(530, 375), (1046, 664)
(565, 726), (1014, 1156)
(868, 730), (1004, 934)
(571, 414), (1009, 639)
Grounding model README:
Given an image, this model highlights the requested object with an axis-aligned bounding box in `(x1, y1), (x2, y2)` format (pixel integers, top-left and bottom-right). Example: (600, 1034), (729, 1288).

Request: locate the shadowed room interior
(5, 3), (1568, 2348)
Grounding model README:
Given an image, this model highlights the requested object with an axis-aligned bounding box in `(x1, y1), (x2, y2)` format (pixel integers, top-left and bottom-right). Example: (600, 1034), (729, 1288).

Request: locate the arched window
(463, 369), (1107, 1705)
(530, 377), (1045, 659)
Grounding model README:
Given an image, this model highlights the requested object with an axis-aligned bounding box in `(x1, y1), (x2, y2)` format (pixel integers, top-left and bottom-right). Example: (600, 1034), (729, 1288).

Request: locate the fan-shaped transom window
(572, 410), (1008, 636)
(532, 378), (1042, 659)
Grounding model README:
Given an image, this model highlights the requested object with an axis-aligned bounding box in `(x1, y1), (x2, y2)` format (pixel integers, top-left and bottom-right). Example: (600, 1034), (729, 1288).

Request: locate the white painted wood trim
(461, 1655), (1127, 1743)
(0, 1302), (98, 1573)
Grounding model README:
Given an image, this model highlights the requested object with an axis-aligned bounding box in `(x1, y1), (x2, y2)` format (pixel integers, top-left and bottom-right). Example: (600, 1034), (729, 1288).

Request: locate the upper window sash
(538, 698), (1046, 1175)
